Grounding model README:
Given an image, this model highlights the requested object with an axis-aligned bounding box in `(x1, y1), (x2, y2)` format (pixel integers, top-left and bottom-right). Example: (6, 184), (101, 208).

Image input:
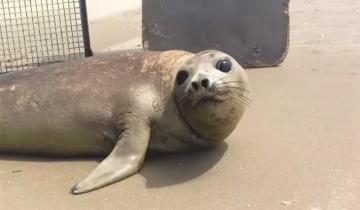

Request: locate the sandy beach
(1, 0), (360, 209)
(87, 0), (142, 52)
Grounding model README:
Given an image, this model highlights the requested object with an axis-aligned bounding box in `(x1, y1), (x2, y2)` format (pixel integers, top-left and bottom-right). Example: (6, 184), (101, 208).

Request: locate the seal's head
(174, 50), (250, 144)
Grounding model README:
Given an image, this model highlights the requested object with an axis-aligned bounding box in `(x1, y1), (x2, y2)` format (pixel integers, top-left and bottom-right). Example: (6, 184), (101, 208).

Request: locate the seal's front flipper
(71, 121), (150, 194)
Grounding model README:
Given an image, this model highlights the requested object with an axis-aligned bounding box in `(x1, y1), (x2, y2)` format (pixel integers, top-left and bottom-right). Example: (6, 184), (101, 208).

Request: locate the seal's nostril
(191, 82), (199, 91)
(201, 79), (209, 89)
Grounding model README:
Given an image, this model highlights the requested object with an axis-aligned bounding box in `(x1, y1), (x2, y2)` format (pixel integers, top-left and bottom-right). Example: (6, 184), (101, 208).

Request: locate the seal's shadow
(0, 153), (101, 163)
(140, 142), (228, 188)
(0, 142), (228, 189)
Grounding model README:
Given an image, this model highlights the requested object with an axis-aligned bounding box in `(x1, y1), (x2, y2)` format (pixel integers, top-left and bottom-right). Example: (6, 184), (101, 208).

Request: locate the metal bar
(79, 0), (92, 57)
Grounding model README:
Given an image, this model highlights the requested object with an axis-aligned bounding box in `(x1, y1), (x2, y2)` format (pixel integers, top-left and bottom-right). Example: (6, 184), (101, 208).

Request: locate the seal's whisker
(215, 87), (248, 103)
(216, 75), (247, 83)
(221, 83), (248, 89)
(226, 90), (252, 105)
(218, 85), (250, 93)
(213, 75), (232, 83)
(216, 75), (245, 83)
(215, 85), (250, 95)
(218, 80), (249, 86)
(227, 89), (251, 99)
(226, 95), (246, 107)
(214, 82), (248, 91)
(228, 94), (251, 106)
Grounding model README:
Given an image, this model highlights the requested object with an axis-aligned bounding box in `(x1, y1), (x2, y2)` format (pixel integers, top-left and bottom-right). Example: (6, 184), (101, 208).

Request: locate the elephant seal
(0, 50), (249, 194)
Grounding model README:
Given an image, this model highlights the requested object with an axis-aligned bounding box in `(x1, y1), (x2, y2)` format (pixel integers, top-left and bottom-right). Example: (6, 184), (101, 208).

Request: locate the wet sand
(1, 0), (360, 209)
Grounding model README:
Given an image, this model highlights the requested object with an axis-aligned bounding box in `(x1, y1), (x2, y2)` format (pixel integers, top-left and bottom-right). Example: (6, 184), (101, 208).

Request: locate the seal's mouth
(196, 94), (230, 106)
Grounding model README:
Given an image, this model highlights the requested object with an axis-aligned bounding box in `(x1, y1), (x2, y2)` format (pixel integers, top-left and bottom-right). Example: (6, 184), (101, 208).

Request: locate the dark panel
(143, 0), (289, 67)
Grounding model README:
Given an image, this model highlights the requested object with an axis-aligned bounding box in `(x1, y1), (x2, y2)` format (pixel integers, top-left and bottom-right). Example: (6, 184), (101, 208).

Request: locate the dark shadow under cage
(0, 0), (92, 73)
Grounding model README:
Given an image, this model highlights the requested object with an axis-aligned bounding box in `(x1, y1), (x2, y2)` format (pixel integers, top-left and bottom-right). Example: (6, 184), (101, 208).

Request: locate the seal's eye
(176, 70), (189, 85)
(216, 59), (232, 73)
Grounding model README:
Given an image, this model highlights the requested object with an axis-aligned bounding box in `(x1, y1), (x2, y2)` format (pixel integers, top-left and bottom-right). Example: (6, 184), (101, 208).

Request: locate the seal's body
(0, 50), (249, 194)
(0, 51), (191, 156)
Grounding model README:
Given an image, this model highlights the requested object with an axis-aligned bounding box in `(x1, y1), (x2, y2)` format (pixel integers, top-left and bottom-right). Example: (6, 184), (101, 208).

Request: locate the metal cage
(0, 0), (92, 73)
